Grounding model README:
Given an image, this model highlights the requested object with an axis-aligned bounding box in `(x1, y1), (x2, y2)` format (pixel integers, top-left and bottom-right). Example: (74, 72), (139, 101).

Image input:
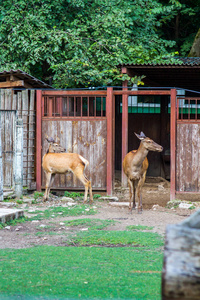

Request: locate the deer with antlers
(42, 137), (93, 203)
(123, 132), (163, 213)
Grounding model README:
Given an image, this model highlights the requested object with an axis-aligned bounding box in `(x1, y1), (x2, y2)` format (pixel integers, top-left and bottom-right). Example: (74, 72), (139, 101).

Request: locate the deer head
(45, 136), (66, 153)
(134, 132), (163, 152)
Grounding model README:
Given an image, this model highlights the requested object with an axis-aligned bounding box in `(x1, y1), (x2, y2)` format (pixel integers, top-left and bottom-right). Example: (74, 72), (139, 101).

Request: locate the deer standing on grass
(123, 132), (163, 213)
(42, 138), (93, 203)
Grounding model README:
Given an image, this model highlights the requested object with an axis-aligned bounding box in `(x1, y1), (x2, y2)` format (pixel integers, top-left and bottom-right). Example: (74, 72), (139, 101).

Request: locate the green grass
(126, 225), (154, 231)
(66, 230), (163, 248)
(0, 246), (163, 300)
(28, 205), (97, 220)
(0, 211), (164, 299)
(64, 218), (117, 230)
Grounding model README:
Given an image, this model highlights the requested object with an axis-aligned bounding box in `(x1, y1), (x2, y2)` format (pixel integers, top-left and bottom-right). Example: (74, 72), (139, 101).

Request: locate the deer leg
(128, 179), (134, 211)
(137, 178), (145, 213)
(132, 181), (136, 210)
(74, 167), (90, 204)
(83, 174), (93, 204)
(88, 179), (93, 204)
(47, 174), (55, 200)
(137, 189), (143, 214)
(43, 172), (52, 202)
(138, 171), (147, 213)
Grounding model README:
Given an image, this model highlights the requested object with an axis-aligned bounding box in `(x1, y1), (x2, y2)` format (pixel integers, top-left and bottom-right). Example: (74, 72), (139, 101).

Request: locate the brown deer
(42, 138), (93, 203)
(123, 132), (163, 213)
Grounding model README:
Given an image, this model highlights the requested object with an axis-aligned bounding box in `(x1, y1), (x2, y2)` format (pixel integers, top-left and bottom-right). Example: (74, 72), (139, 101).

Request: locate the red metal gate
(36, 89), (114, 194)
(35, 87), (179, 197)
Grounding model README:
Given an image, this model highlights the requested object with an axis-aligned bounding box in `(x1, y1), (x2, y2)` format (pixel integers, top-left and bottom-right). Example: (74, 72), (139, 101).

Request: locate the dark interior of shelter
(115, 94), (171, 181)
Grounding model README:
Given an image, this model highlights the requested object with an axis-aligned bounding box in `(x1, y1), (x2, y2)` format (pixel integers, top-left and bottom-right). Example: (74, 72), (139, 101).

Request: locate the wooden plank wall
(0, 111), (16, 187)
(42, 119), (107, 190)
(176, 123), (200, 192)
(0, 89), (36, 187)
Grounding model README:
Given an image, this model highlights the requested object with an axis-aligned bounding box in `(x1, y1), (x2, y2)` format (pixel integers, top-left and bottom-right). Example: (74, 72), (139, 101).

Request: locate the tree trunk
(189, 28), (200, 57)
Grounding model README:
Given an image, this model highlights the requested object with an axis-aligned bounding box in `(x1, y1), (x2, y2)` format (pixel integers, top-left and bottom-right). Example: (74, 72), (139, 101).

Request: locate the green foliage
(0, 216), (28, 229)
(16, 199), (23, 204)
(3, 197), (12, 202)
(93, 194), (101, 199)
(0, 245), (163, 299)
(28, 204), (97, 220)
(33, 191), (44, 200)
(159, 0), (200, 55)
(64, 191), (84, 199)
(189, 205), (196, 210)
(0, 0), (182, 88)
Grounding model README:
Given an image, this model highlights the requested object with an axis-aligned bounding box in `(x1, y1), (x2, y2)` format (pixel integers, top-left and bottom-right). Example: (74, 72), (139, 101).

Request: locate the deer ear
(46, 136), (55, 143)
(140, 131), (146, 139)
(134, 132), (146, 140)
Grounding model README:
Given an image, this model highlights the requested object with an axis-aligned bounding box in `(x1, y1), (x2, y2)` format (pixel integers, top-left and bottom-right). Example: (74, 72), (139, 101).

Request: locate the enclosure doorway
(114, 91), (171, 184)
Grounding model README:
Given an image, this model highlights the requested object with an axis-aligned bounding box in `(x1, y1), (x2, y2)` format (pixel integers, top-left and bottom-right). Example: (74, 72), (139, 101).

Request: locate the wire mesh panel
(43, 95), (106, 118)
(177, 97), (200, 121)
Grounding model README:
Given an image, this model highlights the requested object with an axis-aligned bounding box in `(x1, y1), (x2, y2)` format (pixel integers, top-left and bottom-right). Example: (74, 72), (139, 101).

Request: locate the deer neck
(133, 143), (148, 166)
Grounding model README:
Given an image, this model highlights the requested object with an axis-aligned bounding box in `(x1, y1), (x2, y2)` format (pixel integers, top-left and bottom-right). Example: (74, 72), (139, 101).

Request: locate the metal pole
(106, 87), (113, 195)
(0, 111), (3, 201)
(170, 89), (177, 200)
(36, 90), (42, 191)
(121, 81), (128, 187)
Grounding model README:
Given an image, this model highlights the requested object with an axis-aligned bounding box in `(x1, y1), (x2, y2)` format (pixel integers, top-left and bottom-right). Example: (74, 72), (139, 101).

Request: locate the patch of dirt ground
(0, 178), (200, 249)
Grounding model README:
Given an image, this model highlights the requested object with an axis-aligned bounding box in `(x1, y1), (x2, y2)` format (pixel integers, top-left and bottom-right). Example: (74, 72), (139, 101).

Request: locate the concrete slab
(0, 208), (24, 223)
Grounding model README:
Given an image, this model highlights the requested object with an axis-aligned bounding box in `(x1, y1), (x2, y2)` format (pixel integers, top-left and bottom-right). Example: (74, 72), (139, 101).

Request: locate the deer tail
(79, 155), (89, 168)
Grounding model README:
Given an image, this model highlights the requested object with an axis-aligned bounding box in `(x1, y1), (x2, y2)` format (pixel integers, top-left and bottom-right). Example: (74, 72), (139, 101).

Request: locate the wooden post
(121, 80), (128, 187)
(36, 90), (42, 191)
(15, 118), (23, 198)
(0, 112), (3, 201)
(106, 87), (113, 195)
(170, 89), (176, 200)
(162, 209), (200, 299)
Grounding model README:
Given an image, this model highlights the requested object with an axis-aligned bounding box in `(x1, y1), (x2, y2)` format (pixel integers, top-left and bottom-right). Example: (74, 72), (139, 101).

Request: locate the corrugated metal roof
(178, 57), (200, 66)
(120, 57), (200, 92)
(0, 69), (52, 88)
(122, 57), (200, 67)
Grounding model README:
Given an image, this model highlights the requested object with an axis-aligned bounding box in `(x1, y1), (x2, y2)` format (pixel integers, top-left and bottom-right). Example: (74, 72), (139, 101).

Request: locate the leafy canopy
(0, 0), (180, 88)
